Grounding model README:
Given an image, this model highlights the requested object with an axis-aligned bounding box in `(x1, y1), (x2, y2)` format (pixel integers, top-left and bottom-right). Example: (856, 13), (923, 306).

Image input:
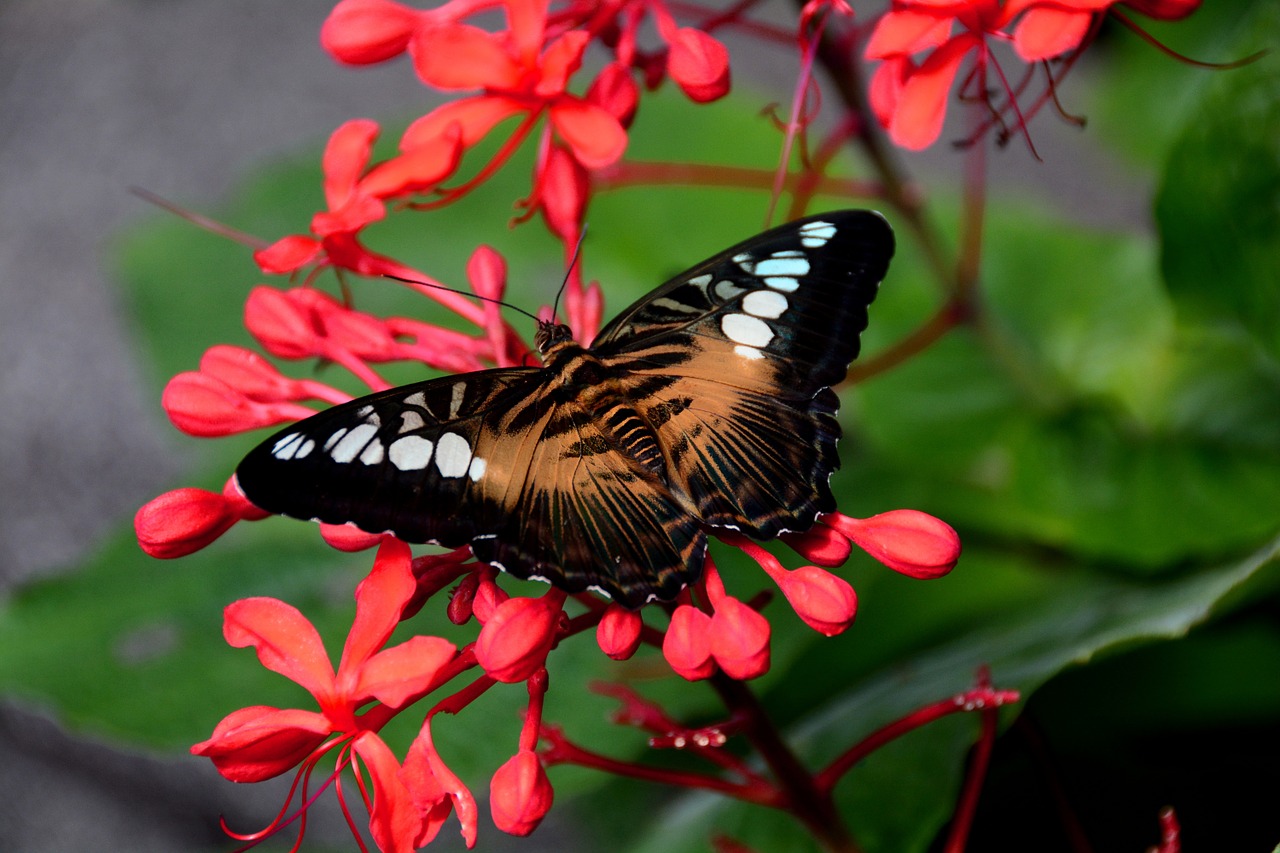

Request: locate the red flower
(191, 539), (459, 848)
(663, 603), (715, 681)
(254, 118), (461, 276)
(398, 718), (480, 849)
(405, 0), (627, 171)
(864, 0), (1199, 149)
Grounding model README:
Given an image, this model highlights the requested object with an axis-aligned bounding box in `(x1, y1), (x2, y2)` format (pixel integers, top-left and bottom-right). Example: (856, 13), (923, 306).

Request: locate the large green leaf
(620, 535), (1280, 853)
(1155, 4), (1280, 361)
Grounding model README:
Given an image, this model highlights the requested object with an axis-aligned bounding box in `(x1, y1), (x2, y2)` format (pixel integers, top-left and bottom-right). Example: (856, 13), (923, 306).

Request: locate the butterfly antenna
(551, 225), (588, 325)
(382, 273), (541, 324)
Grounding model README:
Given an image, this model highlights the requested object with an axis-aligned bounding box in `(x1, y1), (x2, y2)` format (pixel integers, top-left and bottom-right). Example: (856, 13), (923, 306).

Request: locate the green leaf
(1155, 4), (1280, 361)
(623, 534), (1280, 853)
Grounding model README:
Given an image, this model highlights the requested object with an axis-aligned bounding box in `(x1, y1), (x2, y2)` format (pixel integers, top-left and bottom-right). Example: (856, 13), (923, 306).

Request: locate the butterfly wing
(235, 367), (703, 607)
(591, 210), (894, 538)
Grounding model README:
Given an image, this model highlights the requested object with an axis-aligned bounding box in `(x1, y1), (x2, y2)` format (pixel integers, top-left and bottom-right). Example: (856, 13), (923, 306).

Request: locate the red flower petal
(709, 596), (771, 680)
(191, 705), (330, 782)
(135, 487), (239, 558)
(223, 597), (336, 698)
(254, 234), (323, 274)
(887, 34), (979, 150)
(322, 0), (421, 65)
(490, 749), (554, 836)
(357, 635), (456, 709)
(1013, 7), (1094, 61)
(322, 119), (379, 210)
(549, 99), (628, 169)
(781, 523), (853, 567)
(533, 145), (589, 242)
(339, 537), (416, 673)
(667, 28), (731, 103)
(662, 604), (715, 681)
(359, 125), (462, 198)
(402, 720), (479, 847)
(413, 24), (520, 90)
(402, 96), (528, 151)
(535, 30), (589, 97)
(865, 9), (955, 59)
(354, 732), (425, 853)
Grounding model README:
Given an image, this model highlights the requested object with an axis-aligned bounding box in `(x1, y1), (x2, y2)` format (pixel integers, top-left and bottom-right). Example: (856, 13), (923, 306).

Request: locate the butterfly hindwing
(235, 210), (894, 607)
(595, 210), (893, 537)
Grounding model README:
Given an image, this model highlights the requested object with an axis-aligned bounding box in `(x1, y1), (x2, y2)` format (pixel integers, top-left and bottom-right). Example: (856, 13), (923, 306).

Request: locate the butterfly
(235, 211), (894, 608)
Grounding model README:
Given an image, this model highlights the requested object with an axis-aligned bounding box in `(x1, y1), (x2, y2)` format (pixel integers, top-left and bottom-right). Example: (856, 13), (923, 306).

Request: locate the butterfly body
(236, 211), (894, 607)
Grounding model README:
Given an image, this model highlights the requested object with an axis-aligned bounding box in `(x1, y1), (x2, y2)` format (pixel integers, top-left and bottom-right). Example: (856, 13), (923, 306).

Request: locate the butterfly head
(534, 320), (575, 357)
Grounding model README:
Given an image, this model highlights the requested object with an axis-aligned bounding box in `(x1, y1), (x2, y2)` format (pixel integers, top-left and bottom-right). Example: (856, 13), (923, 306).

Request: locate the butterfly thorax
(536, 336), (670, 481)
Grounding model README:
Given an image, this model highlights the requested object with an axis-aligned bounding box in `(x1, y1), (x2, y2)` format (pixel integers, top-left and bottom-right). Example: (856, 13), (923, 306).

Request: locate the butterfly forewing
(235, 210), (894, 607)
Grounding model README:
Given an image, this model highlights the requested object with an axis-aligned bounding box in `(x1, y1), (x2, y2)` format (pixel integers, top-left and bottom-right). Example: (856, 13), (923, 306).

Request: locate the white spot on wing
(799, 221), (836, 247)
(734, 344), (765, 360)
(403, 391), (427, 409)
(742, 290), (788, 319)
(359, 438), (385, 465)
(434, 431), (472, 478)
(389, 435), (433, 470)
(323, 428), (347, 451)
(468, 456), (487, 481)
(272, 432), (304, 460)
(688, 273), (713, 287)
(721, 313), (773, 348)
(764, 276), (799, 292)
(448, 382), (465, 418)
(331, 423), (379, 463)
(754, 255), (810, 277)
(295, 439), (315, 459)
(400, 410), (425, 433)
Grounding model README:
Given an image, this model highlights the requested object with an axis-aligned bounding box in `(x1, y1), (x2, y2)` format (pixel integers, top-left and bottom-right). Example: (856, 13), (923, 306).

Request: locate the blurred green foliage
(0, 3), (1276, 852)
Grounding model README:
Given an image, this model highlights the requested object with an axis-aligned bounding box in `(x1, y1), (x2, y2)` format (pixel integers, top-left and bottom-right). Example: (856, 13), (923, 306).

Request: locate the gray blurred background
(0, 0), (1144, 848)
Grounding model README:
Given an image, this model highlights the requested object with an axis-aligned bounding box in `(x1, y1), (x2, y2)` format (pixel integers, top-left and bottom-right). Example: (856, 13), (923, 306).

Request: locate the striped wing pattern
(235, 211), (894, 607)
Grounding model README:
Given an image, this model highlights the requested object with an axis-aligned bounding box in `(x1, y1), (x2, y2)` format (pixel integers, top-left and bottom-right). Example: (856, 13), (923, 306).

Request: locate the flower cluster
(865, 0), (1201, 149)
(133, 0), (1208, 849)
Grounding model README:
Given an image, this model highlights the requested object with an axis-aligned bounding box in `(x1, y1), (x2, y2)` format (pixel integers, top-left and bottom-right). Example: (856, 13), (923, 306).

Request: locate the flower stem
(709, 673), (861, 853)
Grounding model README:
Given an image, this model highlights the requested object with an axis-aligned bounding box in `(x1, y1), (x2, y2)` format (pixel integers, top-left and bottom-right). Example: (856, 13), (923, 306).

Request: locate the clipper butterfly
(235, 211), (894, 608)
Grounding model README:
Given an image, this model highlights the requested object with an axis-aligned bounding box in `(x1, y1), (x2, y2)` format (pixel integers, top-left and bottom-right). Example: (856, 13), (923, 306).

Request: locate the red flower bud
(135, 487), (240, 558)
(475, 594), (563, 683)
(667, 28), (731, 103)
(776, 566), (857, 636)
(447, 572), (480, 625)
(244, 287), (321, 360)
(596, 604), (642, 660)
(322, 0), (422, 65)
(490, 749), (554, 836)
(831, 510), (961, 579)
(782, 523), (853, 567)
(587, 62), (639, 126)
(663, 604), (715, 681)
(319, 522), (384, 552)
(709, 596), (771, 680)
(471, 569), (509, 623)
